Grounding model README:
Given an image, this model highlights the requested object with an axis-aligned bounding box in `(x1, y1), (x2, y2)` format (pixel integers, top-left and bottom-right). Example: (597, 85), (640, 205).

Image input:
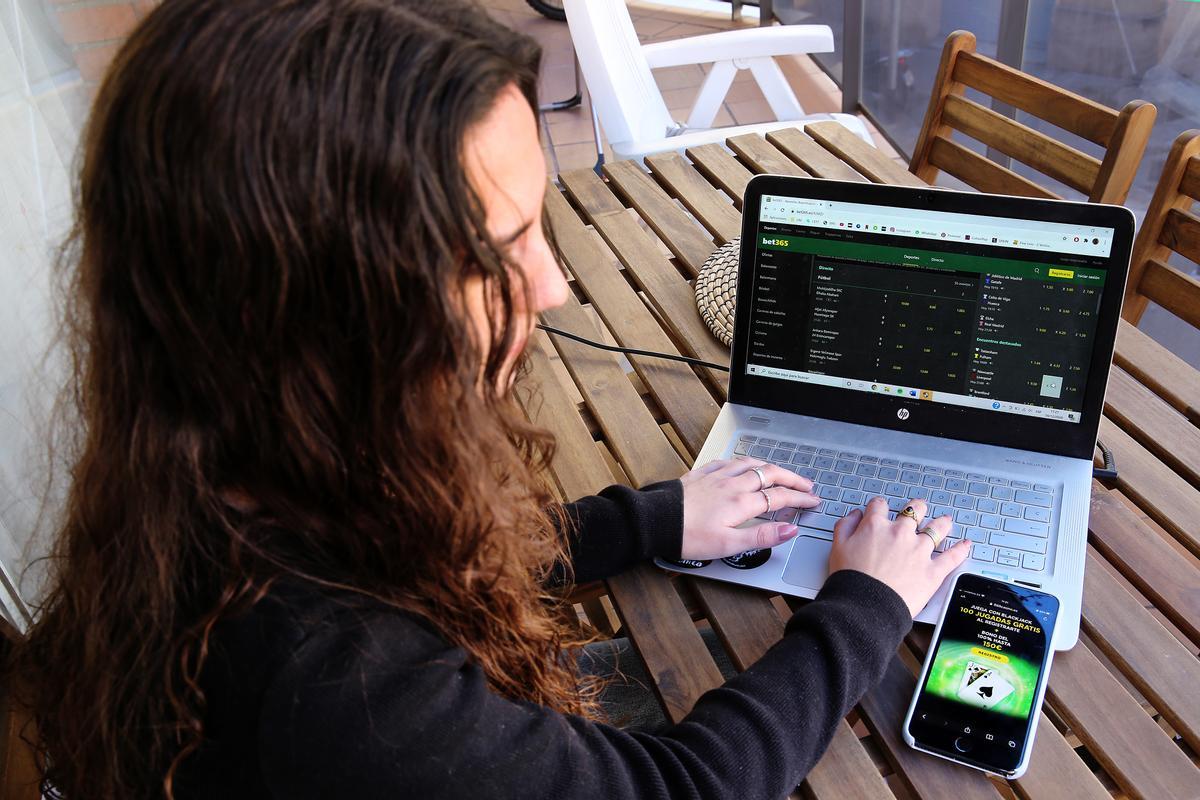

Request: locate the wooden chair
(1122, 130), (1200, 329)
(0, 620), (39, 800)
(909, 30), (1156, 204)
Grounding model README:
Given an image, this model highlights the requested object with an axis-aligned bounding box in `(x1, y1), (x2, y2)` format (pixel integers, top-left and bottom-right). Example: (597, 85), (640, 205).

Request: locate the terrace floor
(480, 0), (903, 174)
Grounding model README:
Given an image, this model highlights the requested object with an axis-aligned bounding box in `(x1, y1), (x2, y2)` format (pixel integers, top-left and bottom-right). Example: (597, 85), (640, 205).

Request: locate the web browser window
(745, 195), (1114, 424)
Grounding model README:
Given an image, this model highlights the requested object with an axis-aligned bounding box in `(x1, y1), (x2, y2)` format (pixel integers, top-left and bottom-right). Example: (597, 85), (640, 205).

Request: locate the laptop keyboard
(733, 434), (1054, 573)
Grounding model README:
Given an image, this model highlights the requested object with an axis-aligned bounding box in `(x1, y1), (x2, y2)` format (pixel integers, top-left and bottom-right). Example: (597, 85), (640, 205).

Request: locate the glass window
(773, 0), (846, 83)
(0, 0), (91, 624)
(1020, 0), (1200, 366)
(859, 0), (1002, 159)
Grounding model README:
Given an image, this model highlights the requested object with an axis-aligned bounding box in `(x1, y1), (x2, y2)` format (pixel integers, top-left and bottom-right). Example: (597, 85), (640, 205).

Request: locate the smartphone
(903, 572), (1059, 779)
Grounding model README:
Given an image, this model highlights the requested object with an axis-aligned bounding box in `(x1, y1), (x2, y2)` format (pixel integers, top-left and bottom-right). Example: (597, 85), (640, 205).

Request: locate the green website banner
(758, 234), (1106, 286)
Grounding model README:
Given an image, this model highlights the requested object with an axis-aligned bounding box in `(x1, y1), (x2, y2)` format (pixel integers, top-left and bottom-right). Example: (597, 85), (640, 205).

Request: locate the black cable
(1094, 439), (1118, 480)
(537, 324), (730, 371)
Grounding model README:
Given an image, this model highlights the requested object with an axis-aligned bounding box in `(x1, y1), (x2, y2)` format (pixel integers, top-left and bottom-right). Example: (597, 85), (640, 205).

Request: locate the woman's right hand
(827, 496), (971, 618)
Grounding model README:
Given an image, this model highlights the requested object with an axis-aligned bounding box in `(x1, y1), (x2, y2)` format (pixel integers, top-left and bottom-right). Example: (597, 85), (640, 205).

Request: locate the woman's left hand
(677, 457), (821, 560)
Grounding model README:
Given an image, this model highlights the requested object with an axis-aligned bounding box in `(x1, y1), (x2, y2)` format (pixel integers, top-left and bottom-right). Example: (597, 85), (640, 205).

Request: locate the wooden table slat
(804, 121), (927, 187)
(1086, 481), (1200, 647)
(602, 160), (718, 278)
(689, 581), (785, 672)
(1104, 365), (1200, 488)
(540, 294), (687, 484)
(605, 562), (727, 724)
(765, 127), (869, 182)
(1098, 415), (1200, 557)
(803, 719), (899, 800)
(534, 247), (749, 723)
(522, 333), (619, 500)
(1080, 546), (1200, 752)
(525, 333), (727, 723)
(1086, 537), (1198, 654)
(1114, 319), (1200, 426)
(726, 132), (810, 177)
(557, 169), (731, 390)
(543, 186), (720, 456)
(645, 151), (744, 244)
(857, 656), (1004, 799)
(1012, 714), (1115, 800)
(688, 581), (895, 800)
(1046, 637), (1200, 800)
(685, 143), (755, 207)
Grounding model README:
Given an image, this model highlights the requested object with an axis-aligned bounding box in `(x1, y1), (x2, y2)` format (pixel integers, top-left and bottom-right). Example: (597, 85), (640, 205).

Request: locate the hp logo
(897, 408), (911, 421)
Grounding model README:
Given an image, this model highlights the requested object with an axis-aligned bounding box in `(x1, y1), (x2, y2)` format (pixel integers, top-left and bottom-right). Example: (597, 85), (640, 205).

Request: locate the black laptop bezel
(730, 175), (1134, 461)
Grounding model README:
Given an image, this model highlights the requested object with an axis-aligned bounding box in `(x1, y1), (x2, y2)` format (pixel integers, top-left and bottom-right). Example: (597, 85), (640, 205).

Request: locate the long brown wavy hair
(6, 1), (592, 797)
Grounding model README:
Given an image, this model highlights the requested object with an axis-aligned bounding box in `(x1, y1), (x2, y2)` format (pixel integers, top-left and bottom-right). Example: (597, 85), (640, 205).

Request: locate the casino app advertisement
(924, 589), (1050, 720)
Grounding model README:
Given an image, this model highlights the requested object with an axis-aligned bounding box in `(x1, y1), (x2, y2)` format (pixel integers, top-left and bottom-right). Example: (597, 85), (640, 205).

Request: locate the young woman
(8, 1), (969, 797)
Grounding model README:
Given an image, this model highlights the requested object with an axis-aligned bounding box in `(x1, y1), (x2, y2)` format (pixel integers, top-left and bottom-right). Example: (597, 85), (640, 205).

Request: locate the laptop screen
(744, 195), (1116, 426)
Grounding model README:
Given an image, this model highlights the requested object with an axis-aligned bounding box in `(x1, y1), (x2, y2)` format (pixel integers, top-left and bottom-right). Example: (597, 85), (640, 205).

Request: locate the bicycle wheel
(525, 0), (566, 21)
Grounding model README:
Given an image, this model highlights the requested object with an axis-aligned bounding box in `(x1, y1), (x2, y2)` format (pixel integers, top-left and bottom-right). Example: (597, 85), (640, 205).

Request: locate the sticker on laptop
(721, 549), (772, 570)
(661, 559), (711, 569)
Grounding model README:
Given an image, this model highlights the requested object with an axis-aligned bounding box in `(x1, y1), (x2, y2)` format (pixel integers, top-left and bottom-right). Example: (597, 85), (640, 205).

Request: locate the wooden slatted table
(525, 121), (1200, 800)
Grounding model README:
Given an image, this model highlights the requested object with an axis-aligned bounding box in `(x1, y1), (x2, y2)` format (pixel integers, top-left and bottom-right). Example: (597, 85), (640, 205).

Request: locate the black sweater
(180, 481), (912, 799)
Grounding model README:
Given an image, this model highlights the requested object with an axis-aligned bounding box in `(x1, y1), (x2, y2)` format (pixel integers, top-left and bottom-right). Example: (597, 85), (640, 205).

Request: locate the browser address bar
(758, 205), (1112, 258)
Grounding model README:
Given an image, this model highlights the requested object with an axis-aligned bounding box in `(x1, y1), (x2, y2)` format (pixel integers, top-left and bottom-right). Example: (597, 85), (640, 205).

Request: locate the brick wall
(49, 0), (159, 82)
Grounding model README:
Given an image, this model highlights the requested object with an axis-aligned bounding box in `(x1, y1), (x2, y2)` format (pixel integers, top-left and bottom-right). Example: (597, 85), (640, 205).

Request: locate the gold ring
(918, 526), (942, 546)
(897, 506), (920, 522)
(760, 488), (773, 515)
(750, 466), (768, 491)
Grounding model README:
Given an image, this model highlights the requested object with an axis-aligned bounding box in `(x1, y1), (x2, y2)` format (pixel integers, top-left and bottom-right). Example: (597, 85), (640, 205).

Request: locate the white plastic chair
(562, 0), (873, 163)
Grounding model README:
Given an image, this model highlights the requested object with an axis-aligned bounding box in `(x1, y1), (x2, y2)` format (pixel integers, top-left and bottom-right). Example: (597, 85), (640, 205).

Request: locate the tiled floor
(481, 0), (899, 173)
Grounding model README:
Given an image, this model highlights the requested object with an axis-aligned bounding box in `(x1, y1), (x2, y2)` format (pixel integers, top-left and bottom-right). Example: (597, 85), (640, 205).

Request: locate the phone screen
(908, 573), (1058, 773)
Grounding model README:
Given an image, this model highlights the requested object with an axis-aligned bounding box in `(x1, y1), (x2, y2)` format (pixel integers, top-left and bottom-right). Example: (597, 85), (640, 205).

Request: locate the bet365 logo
(761, 237), (790, 247)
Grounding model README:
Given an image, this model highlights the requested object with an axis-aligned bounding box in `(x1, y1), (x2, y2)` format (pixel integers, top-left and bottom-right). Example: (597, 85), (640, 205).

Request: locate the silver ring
(750, 466), (768, 491)
(918, 526), (943, 547)
(760, 488), (773, 515)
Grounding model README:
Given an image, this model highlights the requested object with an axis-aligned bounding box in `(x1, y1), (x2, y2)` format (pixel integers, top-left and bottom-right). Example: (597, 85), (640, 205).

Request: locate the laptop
(656, 175), (1134, 651)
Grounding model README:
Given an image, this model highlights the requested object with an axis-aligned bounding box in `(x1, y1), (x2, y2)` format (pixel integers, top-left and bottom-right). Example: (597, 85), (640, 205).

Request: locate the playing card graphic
(956, 661), (1016, 710)
(961, 661), (989, 688)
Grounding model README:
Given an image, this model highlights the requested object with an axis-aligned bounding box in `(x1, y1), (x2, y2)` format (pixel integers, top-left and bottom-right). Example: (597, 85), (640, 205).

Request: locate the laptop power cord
(537, 324), (730, 371)
(1094, 440), (1119, 481)
(537, 324), (1120, 481)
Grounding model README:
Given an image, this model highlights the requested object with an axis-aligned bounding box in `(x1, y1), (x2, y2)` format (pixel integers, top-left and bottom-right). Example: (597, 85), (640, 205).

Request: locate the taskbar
(745, 363), (1081, 423)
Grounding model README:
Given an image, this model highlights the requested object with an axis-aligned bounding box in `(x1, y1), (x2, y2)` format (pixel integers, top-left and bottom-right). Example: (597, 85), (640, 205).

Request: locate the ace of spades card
(956, 660), (1016, 710)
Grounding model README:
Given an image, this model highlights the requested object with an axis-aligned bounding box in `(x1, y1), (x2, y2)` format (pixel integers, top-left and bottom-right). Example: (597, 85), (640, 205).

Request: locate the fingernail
(778, 524), (799, 541)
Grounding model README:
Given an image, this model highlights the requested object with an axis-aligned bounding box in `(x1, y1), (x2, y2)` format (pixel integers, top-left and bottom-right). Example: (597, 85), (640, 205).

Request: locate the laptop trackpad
(781, 535), (832, 590)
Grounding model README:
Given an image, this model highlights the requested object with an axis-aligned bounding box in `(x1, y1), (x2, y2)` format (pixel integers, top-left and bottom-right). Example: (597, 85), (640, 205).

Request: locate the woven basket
(694, 237), (740, 348)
